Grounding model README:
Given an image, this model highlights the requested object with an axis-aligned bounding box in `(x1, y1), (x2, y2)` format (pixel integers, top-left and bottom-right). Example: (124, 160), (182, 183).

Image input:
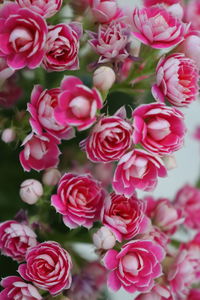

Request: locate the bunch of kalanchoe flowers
(0, 0), (200, 299)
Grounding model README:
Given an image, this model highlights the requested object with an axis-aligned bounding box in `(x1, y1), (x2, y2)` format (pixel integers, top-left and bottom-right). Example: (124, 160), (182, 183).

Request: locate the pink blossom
(132, 6), (188, 49)
(185, 0), (200, 31)
(0, 276), (42, 300)
(132, 103), (186, 156)
(88, 0), (123, 23)
(0, 220), (37, 262)
(135, 284), (174, 300)
(0, 75), (22, 108)
(102, 192), (149, 242)
(139, 225), (169, 250)
(55, 76), (103, 131)
(19, 132), (60, 172)
(103, 240), (165, 293)
(0, 3), (47, 70)
(152, 53), (199, 107)
(112, 149), (167, 196)
(187, 289), (200, 300)
(84, 116), (133, 163)
(28, 85), (75, 140)
(16, 0), (63, 19)
(179, 31), (200, 69)
(18, 241), (72, 295)
(0, 58), (15, 84)
(51, 173), (105, 228)
(42, 22), (82, 71)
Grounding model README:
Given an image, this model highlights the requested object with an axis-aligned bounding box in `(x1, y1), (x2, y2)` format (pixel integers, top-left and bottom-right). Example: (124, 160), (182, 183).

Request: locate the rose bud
(42, 168), (61, 186)
(1, 128), (16, 143)
(93, 66), (116, 91)
(93, 226), (116, 250)
(20, 179), (43, 205)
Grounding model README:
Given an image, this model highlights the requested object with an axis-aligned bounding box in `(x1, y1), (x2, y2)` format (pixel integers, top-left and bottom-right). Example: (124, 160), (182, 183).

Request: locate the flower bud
(162, 155), (177, 170)
(1, 128), (16, 143)
(20, 179), (43, 205)
(93, 66), (116, 91)
(42, 168), (61, 186)
(93, 226), (116, 250)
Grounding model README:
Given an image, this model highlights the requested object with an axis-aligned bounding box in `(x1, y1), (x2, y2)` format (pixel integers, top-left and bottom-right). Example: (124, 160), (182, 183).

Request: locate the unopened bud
(1, 128), (16, 143)
(20, 179), (43, 205)
(42, 168), (61, 186)
(93, 66), (116, 91)
(93, 226), (116, 250)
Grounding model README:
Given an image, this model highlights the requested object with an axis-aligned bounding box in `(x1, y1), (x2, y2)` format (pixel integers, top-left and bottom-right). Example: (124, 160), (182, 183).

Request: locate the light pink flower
(88, 0), (123, 23)
(185, 0), (200, 31)
(0, 58), (15, 84)
(16, 0), (63, 19)
(0, 75), (22, 108)
(51, 173), (105, 228)
(19, 132), (60, 172)
(103, 240), (165, 293)
(88, 21), (130, 63)
(18, 241), (72, 295)
(42, 22), (82, 71)
(179, 31), (200, 70)
(132, 6), (188, 49)
(0, 3), (47, 70)
(84, 116), (133, 163)
(0, 276), (42, 300)
(135, 284), (174, 300)
(55, 76), (103, 131)
(0, 220), (37, 262)
(112, 149), (167, 196)
(187, 289), (200, 300)
(132, 103), (186, 156)
(152, 53), (199, 107)
(28, 85), (75, 140)
(102, 192), (149, 242)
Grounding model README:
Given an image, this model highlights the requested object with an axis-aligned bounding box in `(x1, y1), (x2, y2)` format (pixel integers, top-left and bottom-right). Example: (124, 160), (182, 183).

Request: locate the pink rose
(112, 149), (167, 196)
(19, 132), (60, 172)
(18, 241), (72, 295)
(0, 220), (37, 262)
(135, 284), (174, 300)
(88, 21), (130, 63)
(83, 116), (133, 163)
(152, 53), (199, 107)
(55, 76), (103, 131)
(132, 6), (188, 49)
(42, 23), (82, 71)
(132, 103), (186, 156)
(0, 3), (47, 70)
(186, 0), (200, 31)
(187, 289), (200, 300)
(28, 85), (75, 140)
(103, 240), (165, 293)
(88, 0), (123, 23)
(51, 173), (105, 228)
(102, 192), (149, 242)
(16, 0), (63, 19)
(0, 276), (42, 300)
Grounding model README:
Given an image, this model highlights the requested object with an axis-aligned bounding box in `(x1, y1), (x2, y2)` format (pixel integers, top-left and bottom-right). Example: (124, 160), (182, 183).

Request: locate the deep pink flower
(135, 284), (174, 300)
(28, 85), (75, 140)
(187, 289), (200, 300)
(55, 76), (103, 131)
(112, 149), (167, 196)
(185, 0), (200, 31)
(16, 0), (63, 19)
(132, 6), (188, 49)
(103, 240), (165, 293)
(144, 0), (180, 5)
(18, 241), (72, 295)
(51, 173), (105, 229)
(102, 192), (149, 242)
(0, 276), (42, 300)
(0, 220), (37, 262)
(19, 132), (60, 172)
(152, 53), (199, 107)
(0, 3), (47, 70)
(88, 0), (123, 23)
(42, 23), (82, 71)
(84, 116), (133, 163)
(0, 75), (22, 108)
(132, 103), (186, 155)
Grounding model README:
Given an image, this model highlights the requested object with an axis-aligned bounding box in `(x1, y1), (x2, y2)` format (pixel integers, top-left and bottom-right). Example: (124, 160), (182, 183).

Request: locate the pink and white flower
(88, 0), (123, 23)
(0, 2), (47, 70)
(55, 76), (103, 131)
(0, 220), (37, 262)
(18, 241), (72, 295)
(179, 31), (200, 70)
(103, 240), (165, 293)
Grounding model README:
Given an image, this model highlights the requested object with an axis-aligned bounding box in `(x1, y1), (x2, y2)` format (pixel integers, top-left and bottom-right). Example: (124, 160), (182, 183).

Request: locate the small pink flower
(88, 0), (123, 23)
(0, 220), (37, 262)
(135, 284), (174, 300)
(102, 192), (149, 242)
(132, 103), (186, 156)
(112, 149), (167, 196)
(19, 132), (60, 172)
(84, 116), (133, 163)
(42, 23), (82, 71)
(185, 0), (200, 31)
(132, 6), (188, 49)
(103, 240), (165, 293)
(0, 276), (42, 300)
(88, 21), (130, 63)
(55, 76), (103, 131)
(28, 85), (75, 140)
(18, 241), (72, 295)
(187, 289), (200, 300)
(0, 3), (47, 70)
(16, 0), (63, 19)
(51, 173), (105, 228)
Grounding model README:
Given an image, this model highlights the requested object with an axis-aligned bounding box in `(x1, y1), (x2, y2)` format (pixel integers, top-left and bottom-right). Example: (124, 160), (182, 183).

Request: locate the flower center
(9, 27), (33, 51)
(147, 118), (170, 140)
(69, 96), (91, 118)
(122, 253), (139, 275)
